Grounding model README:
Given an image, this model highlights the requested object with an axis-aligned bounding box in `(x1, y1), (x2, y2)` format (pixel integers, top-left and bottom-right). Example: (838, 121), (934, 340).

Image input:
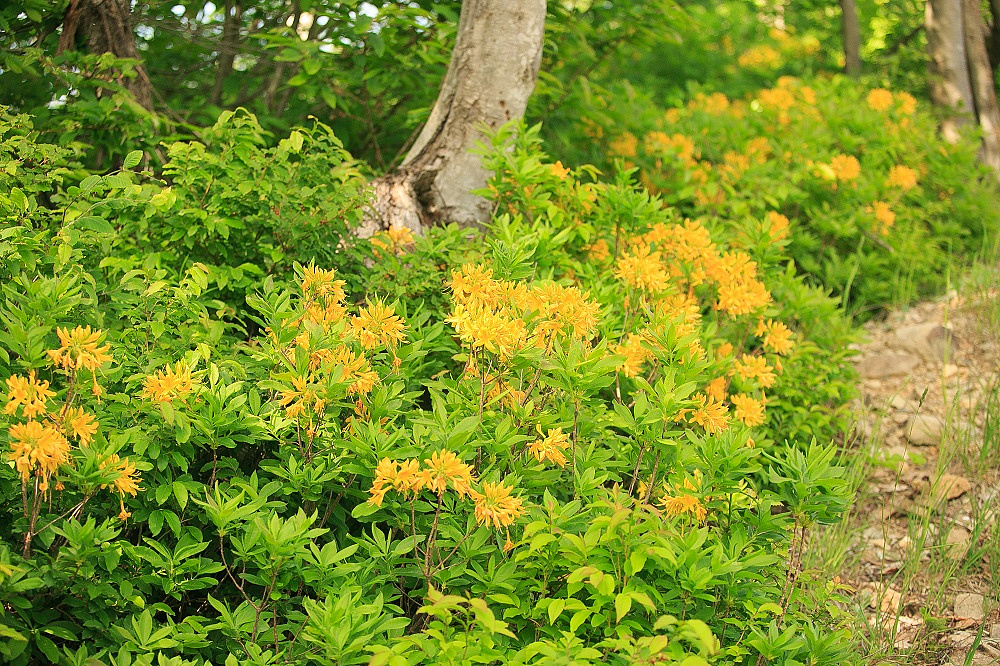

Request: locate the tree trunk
(963, 0), (1000, 178)
(210, 0), (242, 107)
(57, 0), (155, 111)
(926, 0), (976, 143)
(363, 0), (546, 235)
(988, 0), (1000, 69)
(840, 0), (862, 76)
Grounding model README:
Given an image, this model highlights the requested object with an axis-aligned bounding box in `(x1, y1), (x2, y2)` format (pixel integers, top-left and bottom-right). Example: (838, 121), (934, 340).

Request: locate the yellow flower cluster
(644, 132), (699, 167)
(660, 478), (707, 522)
(767, 211), (790, 241)
(866, 201), (896, 236)
(5, 371), (55, 418)
(609, 132), (639, 159)
(46, 326), (112, 373)
(730, 393), (766, 427)
(447, 264), (599, 357)
(828, 154), (861, 182)
(685, 393), (729, 435)
(866, 88), (894, 112)
(100, 453), (143, 520)
(885, 165), (918, 191)
(351, 299), (406, 350)
(732, 354), (776, 389)
(738, 44), (782, 70)
(8, 420), (70, 488)
(370, 225), (415, 257)
(368, 452), (524, 530)
(756, 319), (795, 355)
(527, 428), (570, 467)
(143, 362), (197, 404)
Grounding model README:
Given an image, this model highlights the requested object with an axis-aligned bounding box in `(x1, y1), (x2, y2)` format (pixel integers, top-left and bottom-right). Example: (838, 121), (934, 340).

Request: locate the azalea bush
(549, 70), (1000, 316)
(0, 107), (862, 665)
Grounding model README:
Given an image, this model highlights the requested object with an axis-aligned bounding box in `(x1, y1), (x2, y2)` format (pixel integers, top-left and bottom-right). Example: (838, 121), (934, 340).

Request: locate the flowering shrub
(550, 74), (999, 316)
(1, 110), (857, 666)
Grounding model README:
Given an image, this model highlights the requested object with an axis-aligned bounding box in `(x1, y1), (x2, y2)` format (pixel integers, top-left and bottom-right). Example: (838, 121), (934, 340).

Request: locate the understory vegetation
(2, 2), (1000, 665)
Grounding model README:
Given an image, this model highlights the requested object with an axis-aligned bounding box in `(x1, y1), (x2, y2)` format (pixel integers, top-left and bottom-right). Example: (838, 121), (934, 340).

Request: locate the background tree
(925, 0), (1000, 177)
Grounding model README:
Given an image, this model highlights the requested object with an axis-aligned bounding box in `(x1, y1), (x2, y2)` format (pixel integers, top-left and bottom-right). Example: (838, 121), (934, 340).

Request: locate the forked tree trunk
(926, 0), (976, 143)
(840, 0), (862, 76)
(58, 0), (155, 111)
(363, 0), (546, 235)
(963, 0), (1000, 177)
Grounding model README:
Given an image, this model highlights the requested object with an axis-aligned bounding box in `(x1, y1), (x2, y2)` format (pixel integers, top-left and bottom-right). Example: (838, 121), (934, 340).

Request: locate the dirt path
(831, 290), (1000, 664)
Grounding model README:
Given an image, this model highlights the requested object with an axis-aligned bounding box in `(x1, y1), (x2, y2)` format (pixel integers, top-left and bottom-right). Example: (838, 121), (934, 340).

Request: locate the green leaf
(615, 593), (632, 623)
(172, 481), (188, 510)
(547, 598), (565, 625)
(123, 150), (143, 169)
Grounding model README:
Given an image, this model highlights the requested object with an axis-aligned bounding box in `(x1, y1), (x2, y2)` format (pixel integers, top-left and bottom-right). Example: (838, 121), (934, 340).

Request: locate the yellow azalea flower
(473, 481), (524, 530)
(330, 347), (379, 395)
(660, 482), (707, 521)
(368, 458), (398, 506)
(732, 354), (776, 389)
(370, 225), (415, 256)
(61, 406), (98, 445)
(101, 454), (143, 496)
(759, 319), (794, 355)
(613, 333), (650, 378)
(866, 88), (893, 112)
(527, 428), (570, 467)
(8, 420), (70, 482)
(300, 266), (346, 303)
(450, 264), (501, 307)
(421, 450), (476, 498)
(766, 211), (790, 241)
(614, 243), (670, 293)
(609, 132), (638, 158)
(885, 165), (918, 191)
(705, 377), (728, 402)
(278, 374), (320, 419)
(142, 362), (197, 404)
(549, 161), (570, 179)
(866, 201), (896, 236)
(686, 393), (729, 435)
(896, 92), (917, 115)
(587, 239), (610, 262)
(4, 371), (55, 419)
(829, 154), (861, 182)
(730, 393), (766, 427)
(46, 326), (112, 372)
(351, 299), (406, 350)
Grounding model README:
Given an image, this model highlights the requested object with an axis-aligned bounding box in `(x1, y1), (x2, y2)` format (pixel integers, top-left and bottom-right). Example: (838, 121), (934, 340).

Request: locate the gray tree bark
(363, 0), (546, 235)
(926, 0), (976, 143)
(963, 0), (1000, 178)
(840, 0), (862, 76)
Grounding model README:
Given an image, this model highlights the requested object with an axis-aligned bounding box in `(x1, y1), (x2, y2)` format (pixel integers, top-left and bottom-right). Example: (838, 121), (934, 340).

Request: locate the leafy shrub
(0, 113), (859, 665)
(548, 74), (1000, 316)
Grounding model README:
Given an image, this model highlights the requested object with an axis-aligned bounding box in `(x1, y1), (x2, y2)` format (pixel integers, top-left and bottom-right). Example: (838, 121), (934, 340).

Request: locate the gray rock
(894, 323), (956, 362)
(906, 414), (945, 446)
(954, 592), (985, 621)
(858, 352), (920, 379)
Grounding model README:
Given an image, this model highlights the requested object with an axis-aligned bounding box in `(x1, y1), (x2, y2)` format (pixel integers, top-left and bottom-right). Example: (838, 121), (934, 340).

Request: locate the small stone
(943, 363), (959, 379)
(954, 592), (985, 621)
(892, 411), (910, 425)
(859, 352), (920, 379)
(945, 526), (971, 556)
(991, 623), (1000, 640)
(906, 414), (945, 445)
(894, 323), (956, 362)
(937, 474), (972, 501)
